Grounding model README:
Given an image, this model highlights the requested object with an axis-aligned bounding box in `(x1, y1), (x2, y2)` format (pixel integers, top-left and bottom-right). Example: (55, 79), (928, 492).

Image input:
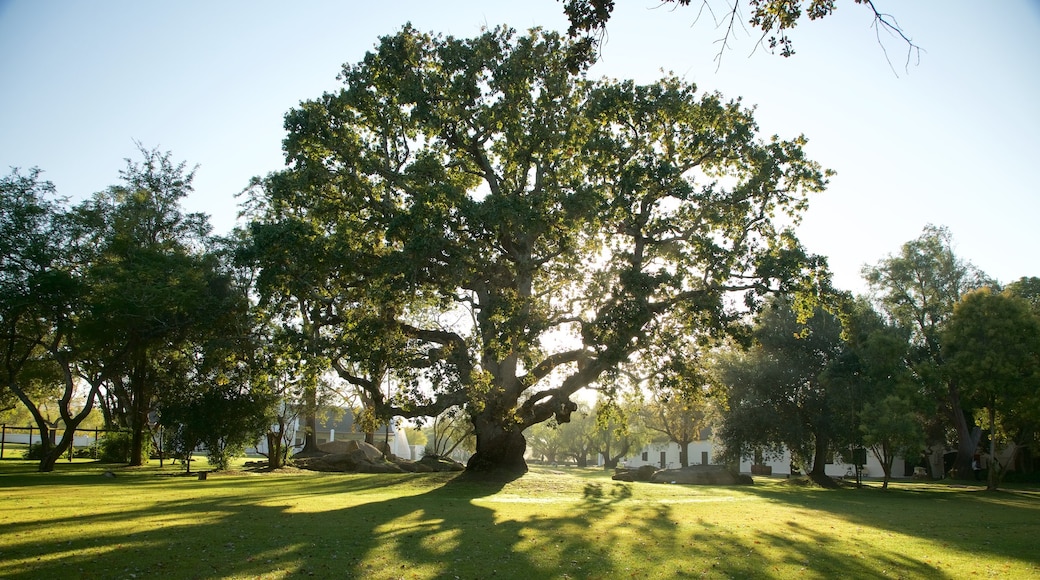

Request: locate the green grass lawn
(1, 460), (1037, 579)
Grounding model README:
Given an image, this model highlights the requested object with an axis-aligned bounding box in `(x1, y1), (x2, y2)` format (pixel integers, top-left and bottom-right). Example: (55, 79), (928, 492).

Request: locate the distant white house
(617, 438), (910, 480)
(252, 408), (414, 460)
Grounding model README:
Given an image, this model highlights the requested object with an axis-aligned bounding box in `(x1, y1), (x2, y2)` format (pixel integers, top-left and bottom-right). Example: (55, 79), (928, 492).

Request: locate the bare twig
(863, 0), (922, 76)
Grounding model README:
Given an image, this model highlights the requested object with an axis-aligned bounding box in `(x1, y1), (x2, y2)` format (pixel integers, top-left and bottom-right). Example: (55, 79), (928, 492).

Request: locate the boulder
(417, 455), (466, 472)
(294, 453), (360, 472)
(295, 442), (465, 474)
(358, 460), (407, 474)
(649, 465), (751, 485)
(612, 464), (659, 482)
(318, 439), (385, 462)
(318, 440), (355, 454)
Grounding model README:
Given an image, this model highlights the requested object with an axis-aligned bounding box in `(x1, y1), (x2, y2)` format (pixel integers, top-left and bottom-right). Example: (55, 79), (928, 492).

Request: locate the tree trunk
(39, 447), (62, 472)
(299, 387), (320, 454)
(129, 403), (149, 466)
(466, 415), (528, 476)
(809, 436), (838, 488)
(39, 421), (84, 472)
(987, 404), (998, 491)
(678, 441), (690, 468)
(9, 385), (65, 472)
(267, 431), (284, 469)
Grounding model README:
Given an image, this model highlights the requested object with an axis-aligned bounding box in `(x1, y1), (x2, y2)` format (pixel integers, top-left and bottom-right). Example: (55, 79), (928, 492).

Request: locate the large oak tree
(244, 25), (829, 475)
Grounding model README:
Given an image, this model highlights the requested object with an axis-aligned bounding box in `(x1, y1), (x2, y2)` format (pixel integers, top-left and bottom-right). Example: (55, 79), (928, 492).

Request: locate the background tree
(75, 147), (246, 466)
(526, 420), (567, 464)
(0, 168), (102, 472)
(593, 395), (647, 469)
(160, 382), (274, 471)
(942, 288), (1040, 491)
(827, 298), (924, 488)
(422, 407), (475, 459)
(1005, 277), (1040, 311)
(558, 403), (598, 467)
(1002, 277), (1040, 472)
(246, 329), (307, 469)
(245, 25), (829, 475)
(863, 224), (990, 479)
(630, 318), (713, 468)
(713, 298), (852, 486)
(639, 389), (708, 469)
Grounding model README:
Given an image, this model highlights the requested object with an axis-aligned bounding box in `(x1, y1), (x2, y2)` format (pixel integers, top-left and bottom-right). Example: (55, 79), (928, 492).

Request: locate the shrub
(73, 446), (96, 459)
(96, 432), (149, 463)
(22, 442), (45, 460)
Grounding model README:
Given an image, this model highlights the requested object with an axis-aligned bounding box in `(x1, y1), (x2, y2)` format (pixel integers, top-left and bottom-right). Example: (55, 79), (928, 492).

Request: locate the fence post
(1, 424), (5, 459)
(28, 425), (34, 449)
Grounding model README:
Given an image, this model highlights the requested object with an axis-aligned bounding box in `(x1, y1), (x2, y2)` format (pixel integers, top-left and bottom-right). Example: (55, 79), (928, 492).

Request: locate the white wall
(621, 440), (908, 479)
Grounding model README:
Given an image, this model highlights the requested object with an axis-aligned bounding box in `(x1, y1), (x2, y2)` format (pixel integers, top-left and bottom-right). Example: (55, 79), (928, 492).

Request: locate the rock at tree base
(292, 442), (465, 473)
(612, 464), (660, 482)
(650, 465), (752, 485)
(614, 464), (752, 485)
(417, 455), (465, 472)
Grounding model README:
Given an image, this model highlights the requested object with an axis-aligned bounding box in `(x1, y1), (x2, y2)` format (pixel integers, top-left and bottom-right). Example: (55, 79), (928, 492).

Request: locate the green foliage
(821, 297), (924, 487)
(713, 297), (851, 483)
(0, 167), (102, 472)
(161, 385), (275, 471)
(243, 24), (828, 473)
(72, 146), (253, 467)
(943, 288), (1040, 489)
(1005, 276), (1040, 314)
(592, 395), (647, 468)
(97, 431), (147, 464)
(21, 442), (45, 460)
(863, 225), (991, 479)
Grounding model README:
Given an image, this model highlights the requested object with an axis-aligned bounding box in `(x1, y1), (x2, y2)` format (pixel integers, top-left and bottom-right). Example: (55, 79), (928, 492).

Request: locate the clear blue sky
(2, 1), (1038, 294)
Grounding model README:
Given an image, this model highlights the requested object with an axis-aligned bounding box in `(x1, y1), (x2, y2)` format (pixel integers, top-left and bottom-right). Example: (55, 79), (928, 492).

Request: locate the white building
(620, 439), (909, 480)
(252, 408), (413, 460)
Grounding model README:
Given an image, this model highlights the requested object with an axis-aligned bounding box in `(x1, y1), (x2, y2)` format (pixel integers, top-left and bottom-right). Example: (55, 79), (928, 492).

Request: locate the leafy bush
(22, 442), (45, 460)
(160, 387), (274, 471)
(73, 446), (96, 459)
(96, 431), (149, 463)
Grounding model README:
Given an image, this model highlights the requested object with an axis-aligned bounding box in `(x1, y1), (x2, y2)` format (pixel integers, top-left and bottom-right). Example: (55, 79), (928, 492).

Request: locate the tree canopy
(863, 224), (991, 479)
(713, 298), (851, 486)
(943, 288), (1040, 490)
(243, 25), (829, 475)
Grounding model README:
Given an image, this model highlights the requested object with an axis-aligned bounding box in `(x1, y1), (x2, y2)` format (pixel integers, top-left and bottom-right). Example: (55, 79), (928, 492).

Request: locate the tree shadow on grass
(739, 482), (1040, 574)
(2, 470), (1021, 579)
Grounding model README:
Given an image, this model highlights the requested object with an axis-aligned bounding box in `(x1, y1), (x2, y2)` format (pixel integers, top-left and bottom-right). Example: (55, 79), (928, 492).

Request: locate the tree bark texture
(466, 414), (529, 475)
